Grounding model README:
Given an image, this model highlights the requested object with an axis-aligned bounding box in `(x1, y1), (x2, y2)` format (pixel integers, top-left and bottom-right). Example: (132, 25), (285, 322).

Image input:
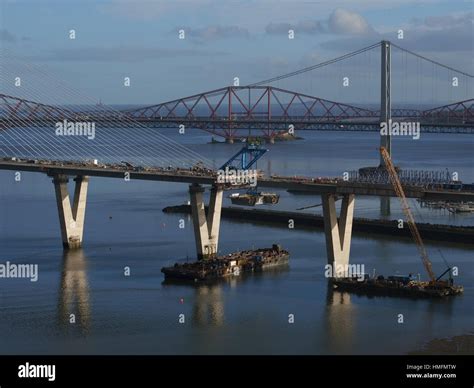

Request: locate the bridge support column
(189, 184), (223, 260)
(322, 193), (355, 277)
(52, 174), (89, 249)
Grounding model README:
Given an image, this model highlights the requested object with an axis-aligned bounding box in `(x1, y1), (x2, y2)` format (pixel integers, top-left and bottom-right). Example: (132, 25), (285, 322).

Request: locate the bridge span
(1, 159), (472, 201)
(1, 159), (473, 268)
(1, 39), (473, 274)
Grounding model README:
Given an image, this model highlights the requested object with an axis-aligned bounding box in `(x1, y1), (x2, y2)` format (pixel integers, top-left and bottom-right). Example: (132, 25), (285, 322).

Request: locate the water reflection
(193, 284), (225, 326)
(165, 266), (290, 326)
(57, 249), (91, 335)
(325, 281), (355, 353)
(422, 295), (456, 339)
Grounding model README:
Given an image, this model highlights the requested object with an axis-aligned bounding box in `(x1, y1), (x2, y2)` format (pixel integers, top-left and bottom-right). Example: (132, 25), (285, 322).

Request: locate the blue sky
(0, 0), (472, 105)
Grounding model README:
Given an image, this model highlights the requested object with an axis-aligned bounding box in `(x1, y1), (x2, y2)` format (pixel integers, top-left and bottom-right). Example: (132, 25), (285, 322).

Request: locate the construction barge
(161, 244), (289, 282)
(332, 147), (463, 299)
(163, 205), (474, 244)
(332, 276), (463, 298)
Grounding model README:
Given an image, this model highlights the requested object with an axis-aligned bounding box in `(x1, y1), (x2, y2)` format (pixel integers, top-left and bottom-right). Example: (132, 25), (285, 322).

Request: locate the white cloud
(417, 10), (473, 30)
(328, 8), (372, 35)
(265, 8), (373, 36)
(266, 20), (325, 35)
(102, 0), (442, 24)
(185, 25), (250, 40)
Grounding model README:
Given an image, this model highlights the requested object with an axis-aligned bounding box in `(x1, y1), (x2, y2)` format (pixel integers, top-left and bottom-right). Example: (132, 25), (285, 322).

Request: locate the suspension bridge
(0, 40), (473, 270)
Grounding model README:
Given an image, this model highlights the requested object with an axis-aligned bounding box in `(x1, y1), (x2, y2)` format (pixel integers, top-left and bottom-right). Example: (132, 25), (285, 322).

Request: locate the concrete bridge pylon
(52, 174), (89, 249)
(322, 193), (355, 276)
(189, 183), (223, 260)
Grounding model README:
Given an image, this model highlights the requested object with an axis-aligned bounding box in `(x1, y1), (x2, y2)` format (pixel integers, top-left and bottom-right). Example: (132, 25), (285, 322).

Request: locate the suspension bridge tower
(380, 40), (392, 164)
(380, 40), (392, 215)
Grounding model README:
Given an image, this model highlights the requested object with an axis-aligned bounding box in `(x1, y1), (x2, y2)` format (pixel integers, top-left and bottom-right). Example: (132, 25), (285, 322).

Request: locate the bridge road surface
(1, 160), (473, 202)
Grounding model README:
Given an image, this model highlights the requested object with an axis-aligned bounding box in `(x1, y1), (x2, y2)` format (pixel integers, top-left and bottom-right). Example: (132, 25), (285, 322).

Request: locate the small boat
(447, 202), (474, 213)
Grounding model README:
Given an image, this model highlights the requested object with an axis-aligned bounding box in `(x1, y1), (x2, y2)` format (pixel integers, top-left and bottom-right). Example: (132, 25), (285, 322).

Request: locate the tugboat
(332, 148), (463, 299)
(161, 244), (289, 282)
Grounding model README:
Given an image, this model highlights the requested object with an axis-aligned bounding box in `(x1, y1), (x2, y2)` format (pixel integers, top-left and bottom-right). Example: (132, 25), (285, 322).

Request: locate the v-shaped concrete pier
(322, 193), (355, 276)
(52, 174), (89, 249)
(189, 183), (223, 260)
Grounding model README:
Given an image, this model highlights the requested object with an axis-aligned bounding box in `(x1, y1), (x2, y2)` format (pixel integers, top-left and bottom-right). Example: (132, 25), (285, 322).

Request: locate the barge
(229, 192), (279, 206)
(161, 244), (289, 282)
(332, 275), (463, 298)
(162, 204), (474, 244)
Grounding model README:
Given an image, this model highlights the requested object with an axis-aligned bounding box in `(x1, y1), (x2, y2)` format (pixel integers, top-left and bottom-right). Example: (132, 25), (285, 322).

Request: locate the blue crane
(219, 144), (267, 171)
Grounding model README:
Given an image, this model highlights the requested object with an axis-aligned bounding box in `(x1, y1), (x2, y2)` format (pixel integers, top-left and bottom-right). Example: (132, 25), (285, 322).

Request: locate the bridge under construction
(0, 40), (472, 279)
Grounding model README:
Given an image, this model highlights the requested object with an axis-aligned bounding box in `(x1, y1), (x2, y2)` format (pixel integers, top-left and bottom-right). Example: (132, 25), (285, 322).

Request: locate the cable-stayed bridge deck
(1, 159), (473, 202)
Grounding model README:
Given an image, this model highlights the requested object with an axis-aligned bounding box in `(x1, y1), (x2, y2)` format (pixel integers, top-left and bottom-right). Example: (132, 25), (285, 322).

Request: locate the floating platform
(163, 205), (474, 244)
(229, 192), (279, 206)
(332, 276), (463, 298)
(161, 244), (289, 282)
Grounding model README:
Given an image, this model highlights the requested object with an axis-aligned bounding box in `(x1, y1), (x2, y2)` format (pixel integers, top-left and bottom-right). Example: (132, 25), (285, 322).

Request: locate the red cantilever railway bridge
(0, 86), (473, 140)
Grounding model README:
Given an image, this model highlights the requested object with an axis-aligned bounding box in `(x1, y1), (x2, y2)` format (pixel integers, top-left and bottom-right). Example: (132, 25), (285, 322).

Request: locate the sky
(0, 0), (472, 105)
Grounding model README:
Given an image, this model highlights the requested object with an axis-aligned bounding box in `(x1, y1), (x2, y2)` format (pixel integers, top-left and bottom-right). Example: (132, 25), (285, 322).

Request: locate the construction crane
(380, 147), (437, 283)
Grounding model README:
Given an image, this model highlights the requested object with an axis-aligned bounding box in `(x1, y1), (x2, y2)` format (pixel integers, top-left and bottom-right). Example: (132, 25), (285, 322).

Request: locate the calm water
(0, 130), (473, 354)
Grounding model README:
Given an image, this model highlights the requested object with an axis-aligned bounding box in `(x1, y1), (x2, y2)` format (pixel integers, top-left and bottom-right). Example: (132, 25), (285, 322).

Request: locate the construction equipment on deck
(223, 144), (279, 206)
(380, 146), (460, 290)
(219, 144), (267, 171)
(332, 149), (463, 298)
